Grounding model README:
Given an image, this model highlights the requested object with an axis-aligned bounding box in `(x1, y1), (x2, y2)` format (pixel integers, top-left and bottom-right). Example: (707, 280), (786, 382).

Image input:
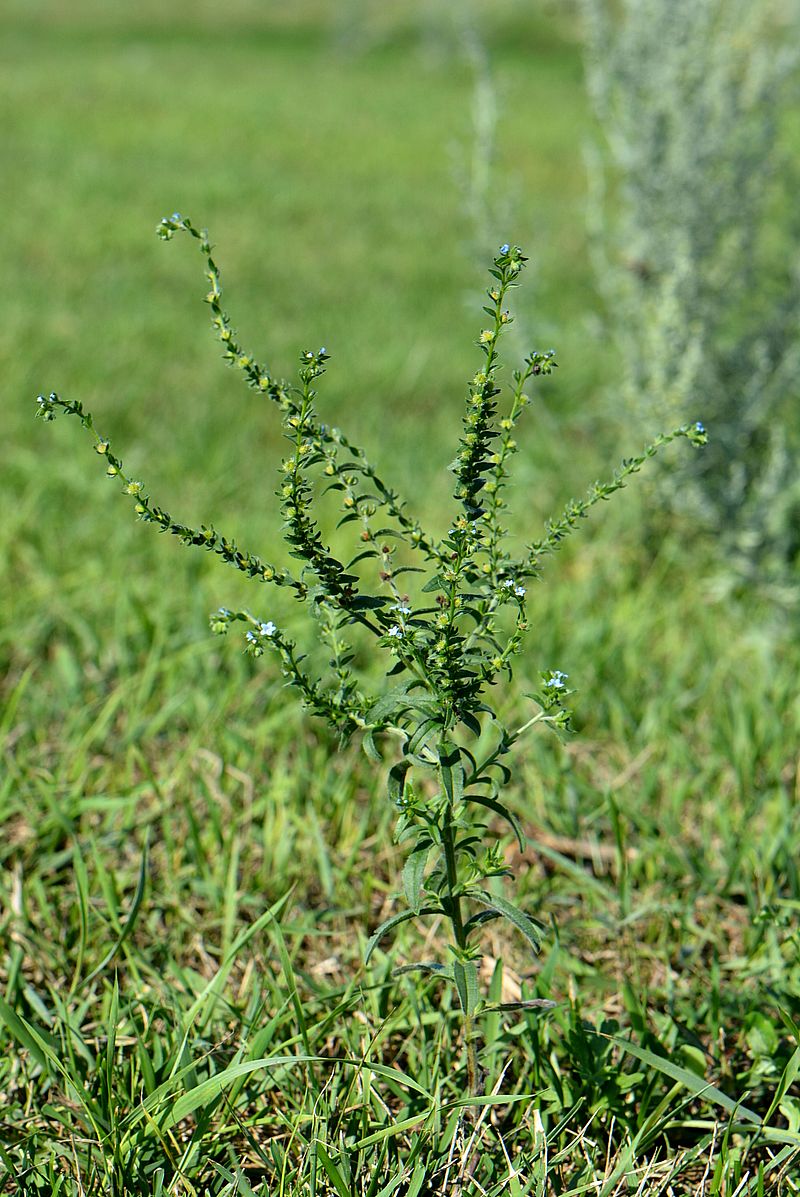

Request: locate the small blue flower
(544, 670), (568, 690)
(171, 212), (183, 222)
(387, 625), (403, 639)
(245, 630), (258, 644)
(258, 621), (277, 637)
(695, 421), (705, 434)
(500, 243), (510, 254)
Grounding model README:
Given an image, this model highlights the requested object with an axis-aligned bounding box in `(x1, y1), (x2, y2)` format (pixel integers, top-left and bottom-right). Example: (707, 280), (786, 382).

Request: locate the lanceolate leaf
(452, 959), (480, 1017)
(460, 711), (482, 736)
(365, 907), (443, 964)
(387, 759), (411, 805)
(392, 962), (450, 978)
(463, 909), (502, 937)
(362, 728), (382, 763)
(485, 999), (558, 1012)
(438, 743), (464, 806)
(402, 843), (432, 913)
(367, 681), (416, 726)
(421, 574), (444, 593)
(408, 719), (439, 757)
(469, 891), (544, 954)
(463, 791), (525, 850)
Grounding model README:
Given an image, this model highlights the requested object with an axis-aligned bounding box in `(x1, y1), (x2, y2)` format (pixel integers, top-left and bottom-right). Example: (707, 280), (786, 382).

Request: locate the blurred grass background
(2, 1), (799, 1192)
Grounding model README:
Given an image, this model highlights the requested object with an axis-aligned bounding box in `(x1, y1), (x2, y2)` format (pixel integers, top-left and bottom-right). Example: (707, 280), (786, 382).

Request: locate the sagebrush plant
(583, 0), (800, 598)
(37, 214), (705, 1094)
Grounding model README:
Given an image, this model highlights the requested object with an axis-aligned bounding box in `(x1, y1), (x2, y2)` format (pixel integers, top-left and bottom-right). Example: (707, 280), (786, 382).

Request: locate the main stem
(442, 807), (465, 950)
(439, 758), (480, 1097)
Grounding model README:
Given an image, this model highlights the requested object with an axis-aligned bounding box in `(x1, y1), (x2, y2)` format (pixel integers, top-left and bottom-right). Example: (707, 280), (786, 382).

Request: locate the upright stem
(442, 808), (466, 950)
(439, 759), (480, 1096)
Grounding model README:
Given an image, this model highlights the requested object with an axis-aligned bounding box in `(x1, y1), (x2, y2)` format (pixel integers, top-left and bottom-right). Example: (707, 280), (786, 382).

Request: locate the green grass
(2, 2), (799, 1193)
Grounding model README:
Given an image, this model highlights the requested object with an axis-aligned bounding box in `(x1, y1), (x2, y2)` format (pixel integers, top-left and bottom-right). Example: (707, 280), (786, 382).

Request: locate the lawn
(1, 2), (798, 1194)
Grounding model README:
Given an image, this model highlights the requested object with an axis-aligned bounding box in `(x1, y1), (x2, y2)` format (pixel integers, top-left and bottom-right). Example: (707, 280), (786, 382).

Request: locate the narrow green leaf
(271, 919), (312, 1061)
(346, 548), (380, 569)
(179, 889), (293, 1036)
(355, 1091), (546, 1149)
(463, 909), (502, 938)
(763, 1044), (800, 1124)
(0, 996), (53, 1074)
(438, 742), (464, 806)
(470, 891), (543, 954)
(368, 681), (414, 725)
(463, 791), (525, 850)
(0, 663), (34, 740)
(153, 1055), (432, 1132)
(68, 841), (91, 994)
(408, 719), (438, 757)
(402, 844), (431, 913)
(484, 999), (558, 1012)
(460, 711), (482, 736)
(365, 907), (442, 964)
(355, 1111), (432, 1150)
(602, 1032), (762, 1125)
(362, 728), (383, 762)
(314, 1143), (350, 1197)
(392, 962), (450, 978)
(405, 1163), (427, 1197)
(452, 960), (479, 1017)
(80, 836), (149, 990)
(392, 565), (425, 578)
(388, 760), (411, 805)
(421, 575), (443, 593)
(349, 595), (390, 611)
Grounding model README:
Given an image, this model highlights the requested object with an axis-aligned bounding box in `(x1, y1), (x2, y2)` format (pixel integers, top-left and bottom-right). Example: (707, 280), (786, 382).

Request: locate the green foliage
(7, 8), (799, 1188)
(38, 214), (704, 1093)
(584, 0), (800, 597)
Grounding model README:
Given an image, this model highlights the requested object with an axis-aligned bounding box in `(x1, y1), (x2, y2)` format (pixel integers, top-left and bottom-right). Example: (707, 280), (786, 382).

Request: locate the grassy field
(2, 2), (799, 1193)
